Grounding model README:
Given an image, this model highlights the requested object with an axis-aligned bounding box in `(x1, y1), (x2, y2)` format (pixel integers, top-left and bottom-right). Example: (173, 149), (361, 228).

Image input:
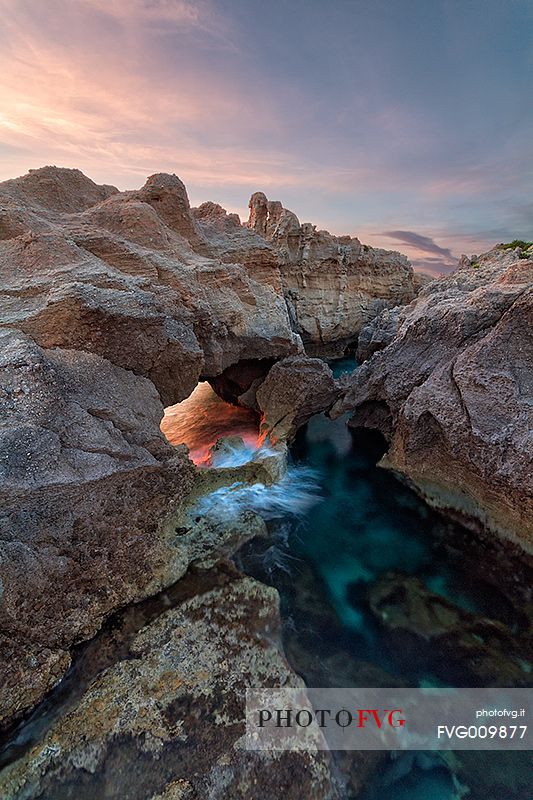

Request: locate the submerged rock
(446, 750), (532, 800)
(368, 572), (532, 686)
(335, 246), (533, 550)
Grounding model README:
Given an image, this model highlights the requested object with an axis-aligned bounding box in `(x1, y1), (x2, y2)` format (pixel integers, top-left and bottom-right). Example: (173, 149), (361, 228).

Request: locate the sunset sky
(1, 0), (532, 274)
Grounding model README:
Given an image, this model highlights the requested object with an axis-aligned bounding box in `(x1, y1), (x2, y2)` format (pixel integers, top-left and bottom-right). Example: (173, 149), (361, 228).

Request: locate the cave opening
(160, 381), (260, 466)
(159, 358), (280, 466)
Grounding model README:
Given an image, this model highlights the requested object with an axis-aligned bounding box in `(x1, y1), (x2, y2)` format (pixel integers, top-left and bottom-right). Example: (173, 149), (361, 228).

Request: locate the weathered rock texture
(0, 569), (337, 800)
(257, 355), (339, 442)
(356, 306), (404, 362)
(0, 326), (278, 726)
(1, 168), (303, 407)
(0, 326), (191, 720)
(0, 165), (412, 754)
(335, 246), (533, 549)
(246, 191), (416, 356)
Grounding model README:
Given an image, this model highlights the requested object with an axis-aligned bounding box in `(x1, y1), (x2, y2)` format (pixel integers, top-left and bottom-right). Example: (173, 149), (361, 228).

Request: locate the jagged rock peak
(132, 171), (208, 248)
(246, 190), (301, 241)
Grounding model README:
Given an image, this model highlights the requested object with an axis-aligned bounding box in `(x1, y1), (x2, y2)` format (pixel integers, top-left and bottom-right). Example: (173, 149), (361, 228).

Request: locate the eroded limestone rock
(356, 306), (404, 362)
(0, 572), (337, 800)
(246, 191), (416, 356)
(256, 355), (339, 442)
(0, 331), (276, 726)
(335, 247), (533, 549)
(0, 165), (421, 742)
(0, 167), (301, 407)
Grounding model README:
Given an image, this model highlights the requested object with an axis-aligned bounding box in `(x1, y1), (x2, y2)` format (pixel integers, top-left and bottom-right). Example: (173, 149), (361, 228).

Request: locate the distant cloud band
(383, 230), (454, 260)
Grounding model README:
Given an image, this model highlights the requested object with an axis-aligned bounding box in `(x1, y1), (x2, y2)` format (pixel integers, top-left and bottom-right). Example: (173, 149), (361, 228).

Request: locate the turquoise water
(290, 416), (483, 652)
(330, 355), (358, 378)
(236, 411), (532, 799)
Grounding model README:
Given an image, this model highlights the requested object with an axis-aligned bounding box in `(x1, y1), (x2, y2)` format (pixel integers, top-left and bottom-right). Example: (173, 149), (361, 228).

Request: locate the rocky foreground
(0, 165), (531, 797)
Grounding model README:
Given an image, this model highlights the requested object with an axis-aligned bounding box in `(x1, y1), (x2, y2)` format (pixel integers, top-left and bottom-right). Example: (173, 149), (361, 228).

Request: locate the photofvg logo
(257, 706), (405, 730)
(246, 689), (406, 751)
(245, 688), (531, 751)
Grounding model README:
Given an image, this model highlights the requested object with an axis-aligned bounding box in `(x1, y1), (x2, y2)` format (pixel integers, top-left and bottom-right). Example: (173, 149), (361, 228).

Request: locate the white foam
(193, 466), (321, 523)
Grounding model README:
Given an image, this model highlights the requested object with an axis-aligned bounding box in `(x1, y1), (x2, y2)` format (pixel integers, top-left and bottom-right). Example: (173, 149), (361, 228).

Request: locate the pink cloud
(0, 0), (523, 262)
(0, 0), (288, 186)
(0, 0), (428, 196)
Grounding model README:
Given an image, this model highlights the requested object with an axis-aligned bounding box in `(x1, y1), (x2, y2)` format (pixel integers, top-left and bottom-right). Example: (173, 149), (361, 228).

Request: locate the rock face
(335, 247), (533, 549)
(246, 191), (416, 356)
(356, 306), (404, 362)
(0, 164), (414, 788)
(256, 356), (339, 442)
(192, 201), (282, 290)
(0, 568), (336, 800)
(0, 326), (193, 722)
(0, 328), (171, 491)
(0, 166), (117, 239)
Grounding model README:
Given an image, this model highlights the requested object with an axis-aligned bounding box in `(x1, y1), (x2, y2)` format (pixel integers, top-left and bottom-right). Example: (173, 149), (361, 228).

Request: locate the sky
(1, 0), (532, 275)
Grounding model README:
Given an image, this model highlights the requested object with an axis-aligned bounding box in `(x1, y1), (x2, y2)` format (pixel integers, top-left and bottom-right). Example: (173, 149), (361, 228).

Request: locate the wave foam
(193, 465), (321, 523)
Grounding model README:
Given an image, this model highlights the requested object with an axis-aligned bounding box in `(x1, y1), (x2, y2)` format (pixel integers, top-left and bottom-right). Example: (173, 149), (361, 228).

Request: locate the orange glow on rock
(256, 421), (275, 448)
(161, 382), (260, 466)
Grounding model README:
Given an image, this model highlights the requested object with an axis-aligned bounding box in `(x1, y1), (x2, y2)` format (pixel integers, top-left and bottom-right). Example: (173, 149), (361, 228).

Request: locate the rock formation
(1, 170), (306, 406)
(256, 355), (339, 442)
(356, 306), (404, 362)
(0, 566), (336, 800)
(246, 191), (416, 356)
(334, 246), (533, 550)
(192, 200), (282, 290)
(0, 326), (282, 726)
(0, 166), (305, 721)
(0, 163), (417, 797)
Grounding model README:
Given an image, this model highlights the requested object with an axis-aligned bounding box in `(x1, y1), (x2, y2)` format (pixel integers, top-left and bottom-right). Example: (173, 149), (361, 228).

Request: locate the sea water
(3, 379), (528, 798)
(220, 411), (531, 799)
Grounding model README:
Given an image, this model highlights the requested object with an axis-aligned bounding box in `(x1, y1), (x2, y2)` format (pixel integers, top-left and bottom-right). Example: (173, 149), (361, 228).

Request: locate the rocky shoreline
(0, 166), (414, 727)
(1, 166), (531, 797)
(335, 245), (533, 550)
